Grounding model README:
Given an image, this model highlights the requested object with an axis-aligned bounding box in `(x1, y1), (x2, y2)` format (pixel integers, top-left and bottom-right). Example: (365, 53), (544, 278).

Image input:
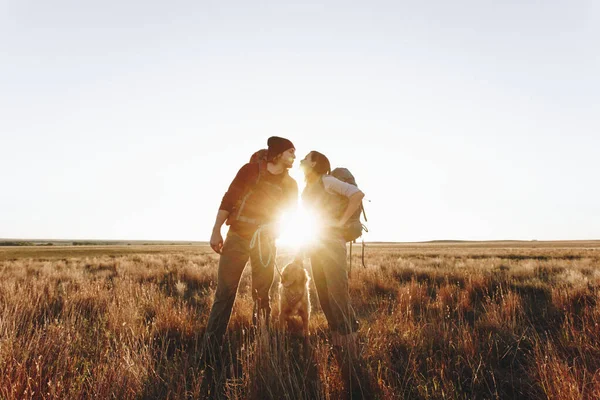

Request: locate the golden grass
(0, 242), (599, 399)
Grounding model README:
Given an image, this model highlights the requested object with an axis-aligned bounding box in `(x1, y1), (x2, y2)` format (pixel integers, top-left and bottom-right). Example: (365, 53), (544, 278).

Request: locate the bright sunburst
(276, 204), (319, 249)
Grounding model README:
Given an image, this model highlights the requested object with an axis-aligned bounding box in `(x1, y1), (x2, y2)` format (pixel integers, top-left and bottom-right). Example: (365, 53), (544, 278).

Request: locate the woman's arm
(322, 176), (365, 227)
(338, 190), (365, 226)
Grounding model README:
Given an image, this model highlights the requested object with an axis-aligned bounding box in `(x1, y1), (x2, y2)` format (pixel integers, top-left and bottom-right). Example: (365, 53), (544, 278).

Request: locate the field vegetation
(0, 241), (599, 399)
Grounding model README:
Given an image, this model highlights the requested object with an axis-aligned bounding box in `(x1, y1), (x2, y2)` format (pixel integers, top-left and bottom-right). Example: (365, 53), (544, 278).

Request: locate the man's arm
(210, 210), (230, 254)
(218, 163), (256, 213)
(210, 163), (257, 254)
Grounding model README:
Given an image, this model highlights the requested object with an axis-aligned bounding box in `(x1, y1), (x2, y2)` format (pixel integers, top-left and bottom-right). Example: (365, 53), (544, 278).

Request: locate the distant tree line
(0, 241), (36, 246)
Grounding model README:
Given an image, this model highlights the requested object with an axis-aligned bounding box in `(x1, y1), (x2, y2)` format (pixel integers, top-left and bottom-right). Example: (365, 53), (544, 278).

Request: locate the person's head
(300, 151), (331, 179)
(267, 136), (295, 169)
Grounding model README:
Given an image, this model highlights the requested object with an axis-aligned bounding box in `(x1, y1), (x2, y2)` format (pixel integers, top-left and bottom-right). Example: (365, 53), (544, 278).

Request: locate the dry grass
(1, 242), (599, 399)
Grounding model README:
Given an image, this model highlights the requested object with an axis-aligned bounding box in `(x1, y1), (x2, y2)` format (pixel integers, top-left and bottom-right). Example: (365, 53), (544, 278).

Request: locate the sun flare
(276, 205), (319, 249)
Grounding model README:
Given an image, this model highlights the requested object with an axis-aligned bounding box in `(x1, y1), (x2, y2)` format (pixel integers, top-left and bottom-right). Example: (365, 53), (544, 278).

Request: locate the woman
(299, 150), (365, 355)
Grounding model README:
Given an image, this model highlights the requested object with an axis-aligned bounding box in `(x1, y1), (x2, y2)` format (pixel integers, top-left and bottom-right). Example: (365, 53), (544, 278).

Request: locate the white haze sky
(1, 0), (599, 242)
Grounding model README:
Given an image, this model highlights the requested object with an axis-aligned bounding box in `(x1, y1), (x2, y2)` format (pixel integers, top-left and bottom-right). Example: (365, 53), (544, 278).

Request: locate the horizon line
(2, 238), (600, 245)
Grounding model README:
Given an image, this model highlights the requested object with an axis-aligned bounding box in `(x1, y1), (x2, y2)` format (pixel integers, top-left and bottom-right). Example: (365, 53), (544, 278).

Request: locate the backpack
(249, 149), (268, 164)
(329, 167), (368, 243)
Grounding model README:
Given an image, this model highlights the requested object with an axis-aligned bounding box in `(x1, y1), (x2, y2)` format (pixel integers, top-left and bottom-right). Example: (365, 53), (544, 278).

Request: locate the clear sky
(1, 0), (599, 242)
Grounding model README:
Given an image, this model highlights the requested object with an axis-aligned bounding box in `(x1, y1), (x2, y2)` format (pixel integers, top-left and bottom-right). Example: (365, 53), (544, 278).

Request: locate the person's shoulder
(240, 162), (259, 170)
(322, 174), (359, 195)
(240, 162), (260, 173)
(322, 174), (343, 187)
(235, 162), (260, 181)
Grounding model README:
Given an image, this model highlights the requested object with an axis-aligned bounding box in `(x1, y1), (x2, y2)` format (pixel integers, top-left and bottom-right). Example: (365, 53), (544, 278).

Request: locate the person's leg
(318, 239), (359, 337)
(250, 235), (276, 328)
(203, 232), (251, 355)
(314, 240), (367, 396)
(309, 244), (338, 332)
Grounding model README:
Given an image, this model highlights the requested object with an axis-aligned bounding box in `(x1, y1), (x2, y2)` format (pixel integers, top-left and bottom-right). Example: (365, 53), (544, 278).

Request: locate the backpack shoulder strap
(360, 202), (368, 222)
(255, 161), (267, 184)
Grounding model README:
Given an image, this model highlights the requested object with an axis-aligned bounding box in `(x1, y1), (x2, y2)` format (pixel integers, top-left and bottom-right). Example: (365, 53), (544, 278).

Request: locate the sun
(276, 204), (319, 249)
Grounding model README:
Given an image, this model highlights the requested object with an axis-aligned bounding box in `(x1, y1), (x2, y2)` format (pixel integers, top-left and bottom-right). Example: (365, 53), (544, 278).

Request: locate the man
(204, 136), (298, 355)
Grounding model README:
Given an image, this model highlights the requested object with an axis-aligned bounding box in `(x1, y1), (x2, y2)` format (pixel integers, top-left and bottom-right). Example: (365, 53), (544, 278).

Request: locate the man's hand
(210, 229), (224, 254)
(210, 210), (229, 254)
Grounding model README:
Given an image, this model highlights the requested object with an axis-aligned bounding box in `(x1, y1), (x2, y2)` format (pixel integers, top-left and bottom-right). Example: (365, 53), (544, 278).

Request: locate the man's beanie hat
(267, 136), (295, 160)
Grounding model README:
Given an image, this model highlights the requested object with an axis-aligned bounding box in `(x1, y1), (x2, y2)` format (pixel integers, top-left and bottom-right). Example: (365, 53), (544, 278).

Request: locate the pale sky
(1, 0), (599, 242)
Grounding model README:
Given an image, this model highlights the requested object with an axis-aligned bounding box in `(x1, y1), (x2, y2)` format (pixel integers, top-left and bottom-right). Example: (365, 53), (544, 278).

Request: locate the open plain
(1, 241), (599, 399)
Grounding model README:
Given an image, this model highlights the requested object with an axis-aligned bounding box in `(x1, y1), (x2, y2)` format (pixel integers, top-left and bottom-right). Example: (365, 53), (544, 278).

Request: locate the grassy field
(1, 241), (599, 399)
